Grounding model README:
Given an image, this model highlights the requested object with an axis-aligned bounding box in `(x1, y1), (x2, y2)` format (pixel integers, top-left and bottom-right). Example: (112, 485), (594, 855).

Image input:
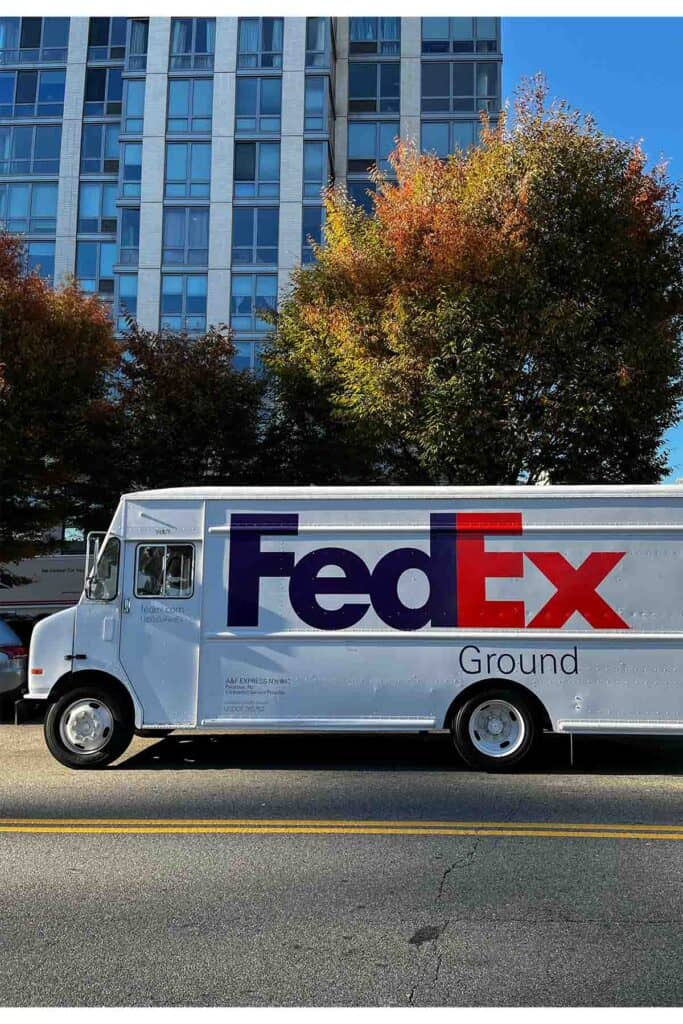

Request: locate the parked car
(0, 618), (28, 698)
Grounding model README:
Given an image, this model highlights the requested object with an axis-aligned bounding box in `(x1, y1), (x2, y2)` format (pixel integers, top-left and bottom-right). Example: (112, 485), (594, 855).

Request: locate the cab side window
(135, 544), (194, 598)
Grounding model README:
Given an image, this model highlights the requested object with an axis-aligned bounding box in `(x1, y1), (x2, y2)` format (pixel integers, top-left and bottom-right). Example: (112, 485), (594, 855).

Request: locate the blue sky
(502, 17), (683, 479)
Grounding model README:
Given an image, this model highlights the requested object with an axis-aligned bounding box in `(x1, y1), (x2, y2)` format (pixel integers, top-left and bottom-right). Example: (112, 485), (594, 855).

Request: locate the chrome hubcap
(468, 698), (525, 758)
(59, 699), (114, 754)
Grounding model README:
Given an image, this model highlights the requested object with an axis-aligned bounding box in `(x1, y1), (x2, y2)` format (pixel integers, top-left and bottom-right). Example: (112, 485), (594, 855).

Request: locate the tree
(112, 321), (264, 491)
(0, 234), (119, 563)
(266, 78), (683, 484)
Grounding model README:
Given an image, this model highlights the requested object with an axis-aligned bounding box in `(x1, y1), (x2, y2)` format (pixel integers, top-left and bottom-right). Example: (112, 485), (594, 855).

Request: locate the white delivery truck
(27, 485), (683, 771)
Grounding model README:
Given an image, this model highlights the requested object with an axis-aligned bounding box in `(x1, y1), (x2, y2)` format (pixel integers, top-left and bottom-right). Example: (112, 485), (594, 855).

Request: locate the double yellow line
(1, 818), (683, 840)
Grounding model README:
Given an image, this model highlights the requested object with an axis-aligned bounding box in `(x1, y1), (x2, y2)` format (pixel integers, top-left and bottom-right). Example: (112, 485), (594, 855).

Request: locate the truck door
(119, 541), (201, 726)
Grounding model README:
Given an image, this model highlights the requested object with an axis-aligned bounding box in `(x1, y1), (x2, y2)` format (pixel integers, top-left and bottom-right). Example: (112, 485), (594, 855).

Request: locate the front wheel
(451, 687), (538, 772)
(44, 686), (133, 769)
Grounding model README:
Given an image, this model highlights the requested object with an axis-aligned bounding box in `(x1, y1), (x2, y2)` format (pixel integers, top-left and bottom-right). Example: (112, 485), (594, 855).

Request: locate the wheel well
(443, 678), (552, 733)
(48, 670), (135, 725)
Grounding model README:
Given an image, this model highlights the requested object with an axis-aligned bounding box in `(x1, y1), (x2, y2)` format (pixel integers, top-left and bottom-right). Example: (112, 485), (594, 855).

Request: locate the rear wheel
(451, 687), (538, 772)
(45, 685), (133, 769)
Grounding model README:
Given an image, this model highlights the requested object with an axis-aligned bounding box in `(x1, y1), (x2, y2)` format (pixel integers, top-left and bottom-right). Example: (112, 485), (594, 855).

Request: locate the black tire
(44, 684), (133, 769)
(451, 686), (538, 772)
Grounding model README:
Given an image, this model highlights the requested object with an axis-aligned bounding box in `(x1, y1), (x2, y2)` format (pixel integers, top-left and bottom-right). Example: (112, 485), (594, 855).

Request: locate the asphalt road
(1, 724), (683, 1007)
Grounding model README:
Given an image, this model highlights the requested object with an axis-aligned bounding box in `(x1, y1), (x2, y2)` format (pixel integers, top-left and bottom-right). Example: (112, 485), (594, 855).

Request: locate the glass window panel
(9, 184), (29, 218)
(188, 207), (209, 248)
(190, 143), (210, 181)
(423, 17), (449, 39)
(453, 121), (475, 149)
(348, 122), (375, 159)
(77, 241), (97, 278)
(235, 142), (255, 181)
(422, 63), (450, 97)
(379, 122), (398, 168)
(0, 73), (13, 109)
(102, 182), (117, 219)
(236, 77), (256, 116)
(100, 242), (116, 278)
(31, 183), (56, 218)
(477, 62), (497, 95)
(163, 207), (185, 249)
(88, 18), (109, 46)
(170, 19), (192, 54)
(233, 341), (252, 372)
(350, 18), (377, 42)
(258, 143), (279, 181)
(166, 143), (187, 180)
(121, 207), (140, 247)
(161, 275), (183, 312)
(44, 18), (69, 48)
(454, 63), (474, 94)
(305, 76), (324, 116)
(169, 79), (190, 117)
(35, 124), (60, 162)
(186, 275), (207, 313)
(194, 79), (212, 116)
(0, 19), (20, 51)
(261, 77), (281, 115)
(105, 124), (120, 160)
(16, 71), (37, 105)
(233, 207), (253, 247)
(85, 69), (106, 102)
(349, 62), (377, 100)
(422, 121), (449, 157)
(257, 207), (278, 247)
(126, 79), (145, 118)
(79, 182), (99, 218)
(38, 71), (65, 104)
(27, 241), (54, 282)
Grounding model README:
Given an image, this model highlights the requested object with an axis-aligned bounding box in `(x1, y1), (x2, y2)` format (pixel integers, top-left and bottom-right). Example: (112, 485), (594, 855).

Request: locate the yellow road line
(2, 817), (683, 831)
(0, 819), (682, 840)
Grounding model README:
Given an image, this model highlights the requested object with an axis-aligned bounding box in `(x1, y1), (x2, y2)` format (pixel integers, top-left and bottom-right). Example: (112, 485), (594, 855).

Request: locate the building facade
(0, 16), (502, 370)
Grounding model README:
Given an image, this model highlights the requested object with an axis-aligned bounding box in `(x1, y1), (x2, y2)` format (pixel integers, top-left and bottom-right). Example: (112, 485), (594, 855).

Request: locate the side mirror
(86, 577), (106, 601)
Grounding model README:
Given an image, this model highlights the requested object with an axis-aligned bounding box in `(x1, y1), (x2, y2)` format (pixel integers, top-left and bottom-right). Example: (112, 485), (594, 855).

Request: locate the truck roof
(122, 484), (683, 502)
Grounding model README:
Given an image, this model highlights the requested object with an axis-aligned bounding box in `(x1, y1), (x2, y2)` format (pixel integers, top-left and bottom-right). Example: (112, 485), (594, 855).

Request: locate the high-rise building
(0, 16), (502, 370)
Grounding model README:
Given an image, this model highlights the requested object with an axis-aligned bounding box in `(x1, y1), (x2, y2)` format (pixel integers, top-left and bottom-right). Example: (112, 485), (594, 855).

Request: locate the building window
(84, 66), (123, 116)
(347, 180), (377, 215)
(0, 124), (61, 174)
(123, 79), (145, 134)
(121, 142), (142, 197)
(0, 69), (65, 117)
(422, 17), (498, 55)
(119, 207), (140, 266)
(348, 62), (399, 114)
(127, 20), (149, 71)
(0, 181), (57, 233)
(81, 123), (119, 174)
(303, 141), (331, 199)
(26, 240), (55, 283)
(237, 18), (283, 69)
(421, 61), (498, 114)
(349, 18), (400, 55)
(116, 273), (137, 331)
(76, 240), (116, 294)
(347, 120), (398, 173)
(233, 341), (256, 372)
(232, 206), (278, 265)
(230, 273), (277, 333)
(0, 17), (69, 64)
(165, 142), (211, 199)
(421, 119), (482, 157)
(305, 18), (329, 68)
(162, 206), (209, 266)
(304, 76), (329, 133)
(234, 141), (279, 198)
(167, 78), (212, 134)
(302, 206), (324, 264)
(235, 76), (281, 135)
(87, 18), (127, 62)
(78, 181), (117, 233)
(160, 274), (207, 333)
(169, 19), (215, 71)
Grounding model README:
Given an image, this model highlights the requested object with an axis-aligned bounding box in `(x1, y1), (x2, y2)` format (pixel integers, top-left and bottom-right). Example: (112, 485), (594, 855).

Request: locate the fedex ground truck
(28, 485), (683, 770)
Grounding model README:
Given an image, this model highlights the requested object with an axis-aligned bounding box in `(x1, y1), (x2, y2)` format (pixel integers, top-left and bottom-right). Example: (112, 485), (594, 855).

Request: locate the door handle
(123, 598), (131, 613)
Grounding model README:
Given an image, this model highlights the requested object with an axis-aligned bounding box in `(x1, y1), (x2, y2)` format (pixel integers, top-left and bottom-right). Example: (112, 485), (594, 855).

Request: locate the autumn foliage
(0, 235), (119, 562)
(267, 79), (683, 484)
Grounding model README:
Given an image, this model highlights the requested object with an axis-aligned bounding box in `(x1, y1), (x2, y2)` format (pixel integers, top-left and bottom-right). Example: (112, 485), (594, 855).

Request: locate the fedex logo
(227, 512), (628, 632)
